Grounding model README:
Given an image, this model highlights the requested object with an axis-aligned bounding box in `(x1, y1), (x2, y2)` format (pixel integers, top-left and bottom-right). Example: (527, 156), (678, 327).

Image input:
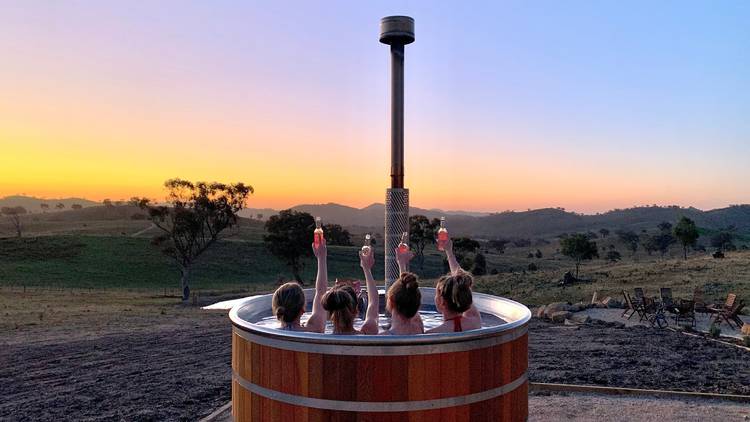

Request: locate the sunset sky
(1, 1), (749, 213)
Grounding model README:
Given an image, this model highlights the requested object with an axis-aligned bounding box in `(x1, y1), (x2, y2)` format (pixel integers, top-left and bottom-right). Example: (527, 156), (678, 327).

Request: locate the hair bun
(401, 272), (419, 289)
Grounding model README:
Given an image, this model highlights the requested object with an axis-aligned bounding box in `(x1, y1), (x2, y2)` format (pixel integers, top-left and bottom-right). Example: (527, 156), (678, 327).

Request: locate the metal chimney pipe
(380, 16), (414, 289)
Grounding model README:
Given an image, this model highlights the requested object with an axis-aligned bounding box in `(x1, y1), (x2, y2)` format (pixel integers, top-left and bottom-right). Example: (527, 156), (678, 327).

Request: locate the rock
(534, 305), (547, 319)
(550, 311), (573, 323)
(591, 292), (598, 304)
(569, 313), (591, 324)
(544, 302), (571, 318)
(563, 319), (581, 326)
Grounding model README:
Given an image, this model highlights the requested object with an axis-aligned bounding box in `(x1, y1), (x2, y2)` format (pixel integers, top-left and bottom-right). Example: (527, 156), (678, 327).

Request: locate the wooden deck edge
(198, 401), (232, 422)
(529, 383), (750, 403)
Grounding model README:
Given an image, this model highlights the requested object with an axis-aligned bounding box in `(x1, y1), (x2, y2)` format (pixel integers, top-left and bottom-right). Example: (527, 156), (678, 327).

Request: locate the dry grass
(472, 251), (750, 306)
(0, 286), (271, 345)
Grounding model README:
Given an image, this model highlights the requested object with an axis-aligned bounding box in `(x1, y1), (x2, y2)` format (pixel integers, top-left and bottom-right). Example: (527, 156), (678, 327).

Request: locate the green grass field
(1, 212), (748, 309)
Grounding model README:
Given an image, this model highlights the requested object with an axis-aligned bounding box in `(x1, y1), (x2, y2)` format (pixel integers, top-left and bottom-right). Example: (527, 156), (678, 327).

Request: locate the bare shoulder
(425, 323), (450, 334)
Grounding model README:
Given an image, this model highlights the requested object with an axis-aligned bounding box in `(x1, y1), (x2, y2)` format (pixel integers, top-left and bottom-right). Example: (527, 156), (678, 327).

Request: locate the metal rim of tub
(229, 287), (531, 355)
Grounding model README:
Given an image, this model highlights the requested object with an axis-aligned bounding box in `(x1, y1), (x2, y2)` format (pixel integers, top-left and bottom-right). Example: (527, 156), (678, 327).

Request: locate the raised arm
(305, 238), (328, 333)
(443, 238), (463, 275)
(443, 237), (480, 321)
(359, 248), (379, 335)
(396, 246), (414, 275)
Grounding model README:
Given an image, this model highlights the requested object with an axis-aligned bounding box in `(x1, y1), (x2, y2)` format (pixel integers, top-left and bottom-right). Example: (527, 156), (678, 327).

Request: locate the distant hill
(243, 203), (750, 238)
(241, 203), (489, 226)
(7, 195), (748, 239)
(0, 195), (98, 212)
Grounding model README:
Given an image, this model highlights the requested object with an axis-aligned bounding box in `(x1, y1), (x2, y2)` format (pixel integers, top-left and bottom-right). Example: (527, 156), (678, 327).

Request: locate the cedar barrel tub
(229, 288), (531, 421)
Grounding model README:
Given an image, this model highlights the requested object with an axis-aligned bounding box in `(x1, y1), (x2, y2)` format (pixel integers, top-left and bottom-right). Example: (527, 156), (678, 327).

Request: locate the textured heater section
(385, 188), (409, 289)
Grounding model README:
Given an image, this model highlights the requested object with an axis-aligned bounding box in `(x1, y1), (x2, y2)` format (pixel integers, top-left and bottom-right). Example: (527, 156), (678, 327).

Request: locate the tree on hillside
(651, 232), (676, 257)
(40, 203), (49, 212)
(657, 221), (673, 233)
(450, 237), (481, 271)
(136, 179), (253, 301)
(103, 199), (114, 208)
(256, 213), (263, 221)
(488, 239), (509, 254)
(409, 215), (437, 272)
(605, 250), (622, 263)
(71, 204), (83, 210)
(560, 233), (598, 278)
(641, 234), (657, 256)
(673, 217), (699, 260)
(322, 223), (352, 246)
(472, 252), (487, 276)
(2, 206), (27, 237)
(710, 227), (736, 252)
(264, 210), (315, 283)
(599, 228), (610, 238)
(616, 230), (640, 256)
(55, 203), (65, 210)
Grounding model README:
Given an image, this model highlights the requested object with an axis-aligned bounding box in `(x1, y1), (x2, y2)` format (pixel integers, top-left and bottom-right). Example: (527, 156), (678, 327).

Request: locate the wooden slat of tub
(294, 351), (309, 421)
(439, 351), (457, 422)
(407, 354), (426, 420)
(356, 355), (375, 402)
(307, 352), (324, 401)
(454, 350), (471, 421)
(250, 339), (261, 385)
(279, 348), (295, 395)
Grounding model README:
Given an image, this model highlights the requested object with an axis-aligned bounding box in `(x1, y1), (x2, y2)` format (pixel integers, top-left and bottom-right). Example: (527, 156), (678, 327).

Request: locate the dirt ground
(1, 298), (748, 421)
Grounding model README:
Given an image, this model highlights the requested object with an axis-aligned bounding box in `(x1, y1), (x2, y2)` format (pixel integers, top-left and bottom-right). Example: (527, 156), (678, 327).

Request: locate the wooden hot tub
(229, 288), (531, 421)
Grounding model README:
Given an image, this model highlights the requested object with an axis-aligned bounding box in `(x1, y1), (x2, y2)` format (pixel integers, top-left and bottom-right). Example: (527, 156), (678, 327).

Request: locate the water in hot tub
(254, 310), (505, 333)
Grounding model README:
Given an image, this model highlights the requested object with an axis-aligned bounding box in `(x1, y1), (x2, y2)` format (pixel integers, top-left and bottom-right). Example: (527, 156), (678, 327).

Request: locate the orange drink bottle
(314, 217), (324, 247)
(398, 232), (409, 253)
(437, 217), (448, 251)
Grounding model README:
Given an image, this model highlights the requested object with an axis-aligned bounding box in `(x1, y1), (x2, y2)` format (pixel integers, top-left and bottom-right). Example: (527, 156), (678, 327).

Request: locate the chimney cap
(379, 16), (415, 45)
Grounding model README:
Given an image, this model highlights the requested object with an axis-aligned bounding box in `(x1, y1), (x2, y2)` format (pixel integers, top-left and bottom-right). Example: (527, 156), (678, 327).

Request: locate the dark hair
(272, 282), (306, 323)
(387, 272), (421, 318)
(322, 284), (358, 333)
(436, 270), (473, 313)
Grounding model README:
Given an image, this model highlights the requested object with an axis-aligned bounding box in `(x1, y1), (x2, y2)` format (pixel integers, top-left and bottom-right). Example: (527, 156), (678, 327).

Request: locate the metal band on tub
(233, 370), (527, 412)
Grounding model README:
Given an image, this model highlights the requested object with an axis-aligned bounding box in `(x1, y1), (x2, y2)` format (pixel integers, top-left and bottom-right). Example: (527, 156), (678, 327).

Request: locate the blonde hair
(436, 270), (473, 313)
(387, 272), (421, 318)
(272, 282), (306, 323)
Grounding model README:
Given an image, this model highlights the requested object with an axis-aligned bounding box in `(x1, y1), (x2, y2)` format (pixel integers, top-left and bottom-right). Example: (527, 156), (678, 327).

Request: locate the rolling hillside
(245, 203), (750, 238)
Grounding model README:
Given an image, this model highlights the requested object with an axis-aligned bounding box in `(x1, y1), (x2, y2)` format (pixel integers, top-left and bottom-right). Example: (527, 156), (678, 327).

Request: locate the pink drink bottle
(398, 232), (409, 253)
(314, 217), (324, 247)
(437, 217), (448, 251)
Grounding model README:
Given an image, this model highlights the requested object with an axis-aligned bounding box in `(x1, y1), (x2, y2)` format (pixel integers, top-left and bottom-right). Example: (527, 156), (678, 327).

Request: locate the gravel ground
(529, 319), (750, 394)
(528, 391), (750, 421)
(0, 313), (232, 422)
(1, 315), (748, 421)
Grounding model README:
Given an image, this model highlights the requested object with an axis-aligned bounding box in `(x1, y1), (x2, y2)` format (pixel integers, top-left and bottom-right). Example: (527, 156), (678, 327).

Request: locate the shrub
(527, 262), (538, 272)
(743, 336), (750, 347)
(605, 250), (622, 262)
(713, 251), (725, 259)
(490, 268), (499, 275)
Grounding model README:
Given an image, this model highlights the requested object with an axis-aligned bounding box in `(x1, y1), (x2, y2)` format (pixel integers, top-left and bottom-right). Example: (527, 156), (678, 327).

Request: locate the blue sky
(1, 1), (748, 212)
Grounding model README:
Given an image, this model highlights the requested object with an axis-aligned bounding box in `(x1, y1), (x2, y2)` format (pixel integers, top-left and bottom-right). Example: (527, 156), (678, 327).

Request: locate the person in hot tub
(270, 237), (330, 332)
(380, 246), (425, 335)
(425, 236), (482, 333)
(320, 241), (380, 335)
